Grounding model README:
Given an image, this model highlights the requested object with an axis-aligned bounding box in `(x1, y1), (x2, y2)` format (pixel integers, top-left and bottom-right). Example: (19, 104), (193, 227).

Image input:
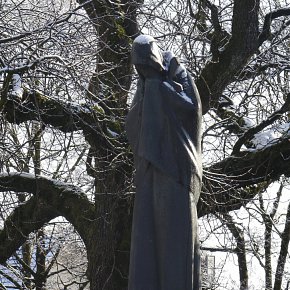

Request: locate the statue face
(135, 64), (162, 79)
(149, 41), (163, 70)
(131, 35), (164, 72)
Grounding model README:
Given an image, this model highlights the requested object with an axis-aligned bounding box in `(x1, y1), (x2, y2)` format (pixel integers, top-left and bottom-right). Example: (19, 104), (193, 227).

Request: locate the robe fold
(126, 53), (202, 290)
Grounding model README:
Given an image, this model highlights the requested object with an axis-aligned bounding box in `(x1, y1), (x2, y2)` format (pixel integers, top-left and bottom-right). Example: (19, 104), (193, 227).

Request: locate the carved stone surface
(126, 35), (202, 290)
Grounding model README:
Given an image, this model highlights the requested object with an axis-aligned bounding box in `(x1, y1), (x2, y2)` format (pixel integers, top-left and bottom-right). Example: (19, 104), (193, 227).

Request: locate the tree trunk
(34, 123), (47, 290)
(86, 194), (133, 290)
(274, 202), (290, 290)
(35, 229), (47, 290)
(22, 241), (32, 289)
(264, 220), (273, 290)
(221, 213), (249, 290)
(84, 151), (133, 290)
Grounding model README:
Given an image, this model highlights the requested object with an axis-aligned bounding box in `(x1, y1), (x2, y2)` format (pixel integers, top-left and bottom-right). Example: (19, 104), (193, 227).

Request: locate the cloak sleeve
(126, 74), (202, 186)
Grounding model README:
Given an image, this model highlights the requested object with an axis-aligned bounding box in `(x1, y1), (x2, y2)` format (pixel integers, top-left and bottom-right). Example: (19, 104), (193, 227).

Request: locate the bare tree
(200, 181), (290, 289)
(0, 0), (290, 289)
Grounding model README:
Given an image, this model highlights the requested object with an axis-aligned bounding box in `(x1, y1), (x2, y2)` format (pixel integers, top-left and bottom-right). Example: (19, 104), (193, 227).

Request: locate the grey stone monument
(126, 35), (202, 290)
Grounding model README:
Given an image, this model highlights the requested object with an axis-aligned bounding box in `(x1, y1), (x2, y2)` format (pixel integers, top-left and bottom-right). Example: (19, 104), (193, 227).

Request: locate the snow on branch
(9, 74), (23, 98)
(0, 195), (58, 264)
(0, 172), (86, 196)
(2, 88), (97, 133)
(259, 8), (290, 45)
(0, 172), (95, 263)
(199, 137), (290, 216)
(232, 93), (290, 154)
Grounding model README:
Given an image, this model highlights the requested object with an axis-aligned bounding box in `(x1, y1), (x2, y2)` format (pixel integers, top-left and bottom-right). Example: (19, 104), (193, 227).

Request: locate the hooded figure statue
(126, 35), (202, 290)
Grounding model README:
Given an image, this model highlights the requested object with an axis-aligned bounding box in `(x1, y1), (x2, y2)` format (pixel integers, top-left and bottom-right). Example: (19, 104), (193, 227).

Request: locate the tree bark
(1, 1), (290, 289)
(219, 213), (249, 290)
(196, 0), (260, 113)
(274, 202), (290, 290)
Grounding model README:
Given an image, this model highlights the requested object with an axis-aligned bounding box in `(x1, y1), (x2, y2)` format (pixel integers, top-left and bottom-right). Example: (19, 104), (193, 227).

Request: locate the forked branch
(0, 173), (95, 264)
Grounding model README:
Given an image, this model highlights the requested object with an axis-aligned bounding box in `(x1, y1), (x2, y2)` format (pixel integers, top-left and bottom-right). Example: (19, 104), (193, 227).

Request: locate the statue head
(131, 35), (164, 74)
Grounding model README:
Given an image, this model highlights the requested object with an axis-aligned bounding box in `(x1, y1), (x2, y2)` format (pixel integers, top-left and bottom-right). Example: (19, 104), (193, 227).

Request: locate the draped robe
(126, 55), (202, 290)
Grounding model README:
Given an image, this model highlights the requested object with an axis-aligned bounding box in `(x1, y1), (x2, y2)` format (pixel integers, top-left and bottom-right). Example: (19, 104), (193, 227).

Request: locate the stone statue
(126, 35), (203, 290)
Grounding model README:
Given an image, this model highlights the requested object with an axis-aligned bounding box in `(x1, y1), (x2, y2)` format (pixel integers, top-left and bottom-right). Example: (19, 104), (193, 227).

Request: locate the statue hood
(131, 35), (164, 72)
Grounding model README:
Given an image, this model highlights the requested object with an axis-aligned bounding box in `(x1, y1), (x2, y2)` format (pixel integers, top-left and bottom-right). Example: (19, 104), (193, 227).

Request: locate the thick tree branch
(259, 8), (290, 46)
(0, 173), (96, 264)
(205, 1), (230, 62)
(230, 0), (259, 52)
(2, 86), (128, 162)
(1, 136), (289, 262)
(197, 5), (289, 129)
(78, 0), (141, 107)
(214, 105), (249, 137)
(232, 92), (290, 154)
(3, 90), (98, 133)
(0, 196), (58, 264)
(205, 0), (222, 33)
(2, 89), (125, 153)
(274, 201), (290, 290)
(199, 138), (290, 216)
(196, 0), (260, 114)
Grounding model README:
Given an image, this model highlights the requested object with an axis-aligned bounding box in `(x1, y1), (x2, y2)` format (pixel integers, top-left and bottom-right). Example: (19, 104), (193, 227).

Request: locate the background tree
(200, 181), (290, 290)
(0, 0), (290, 289)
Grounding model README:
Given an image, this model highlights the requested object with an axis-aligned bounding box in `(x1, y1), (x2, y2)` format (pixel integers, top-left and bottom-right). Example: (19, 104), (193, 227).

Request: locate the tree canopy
(0, 0), (290, 289)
